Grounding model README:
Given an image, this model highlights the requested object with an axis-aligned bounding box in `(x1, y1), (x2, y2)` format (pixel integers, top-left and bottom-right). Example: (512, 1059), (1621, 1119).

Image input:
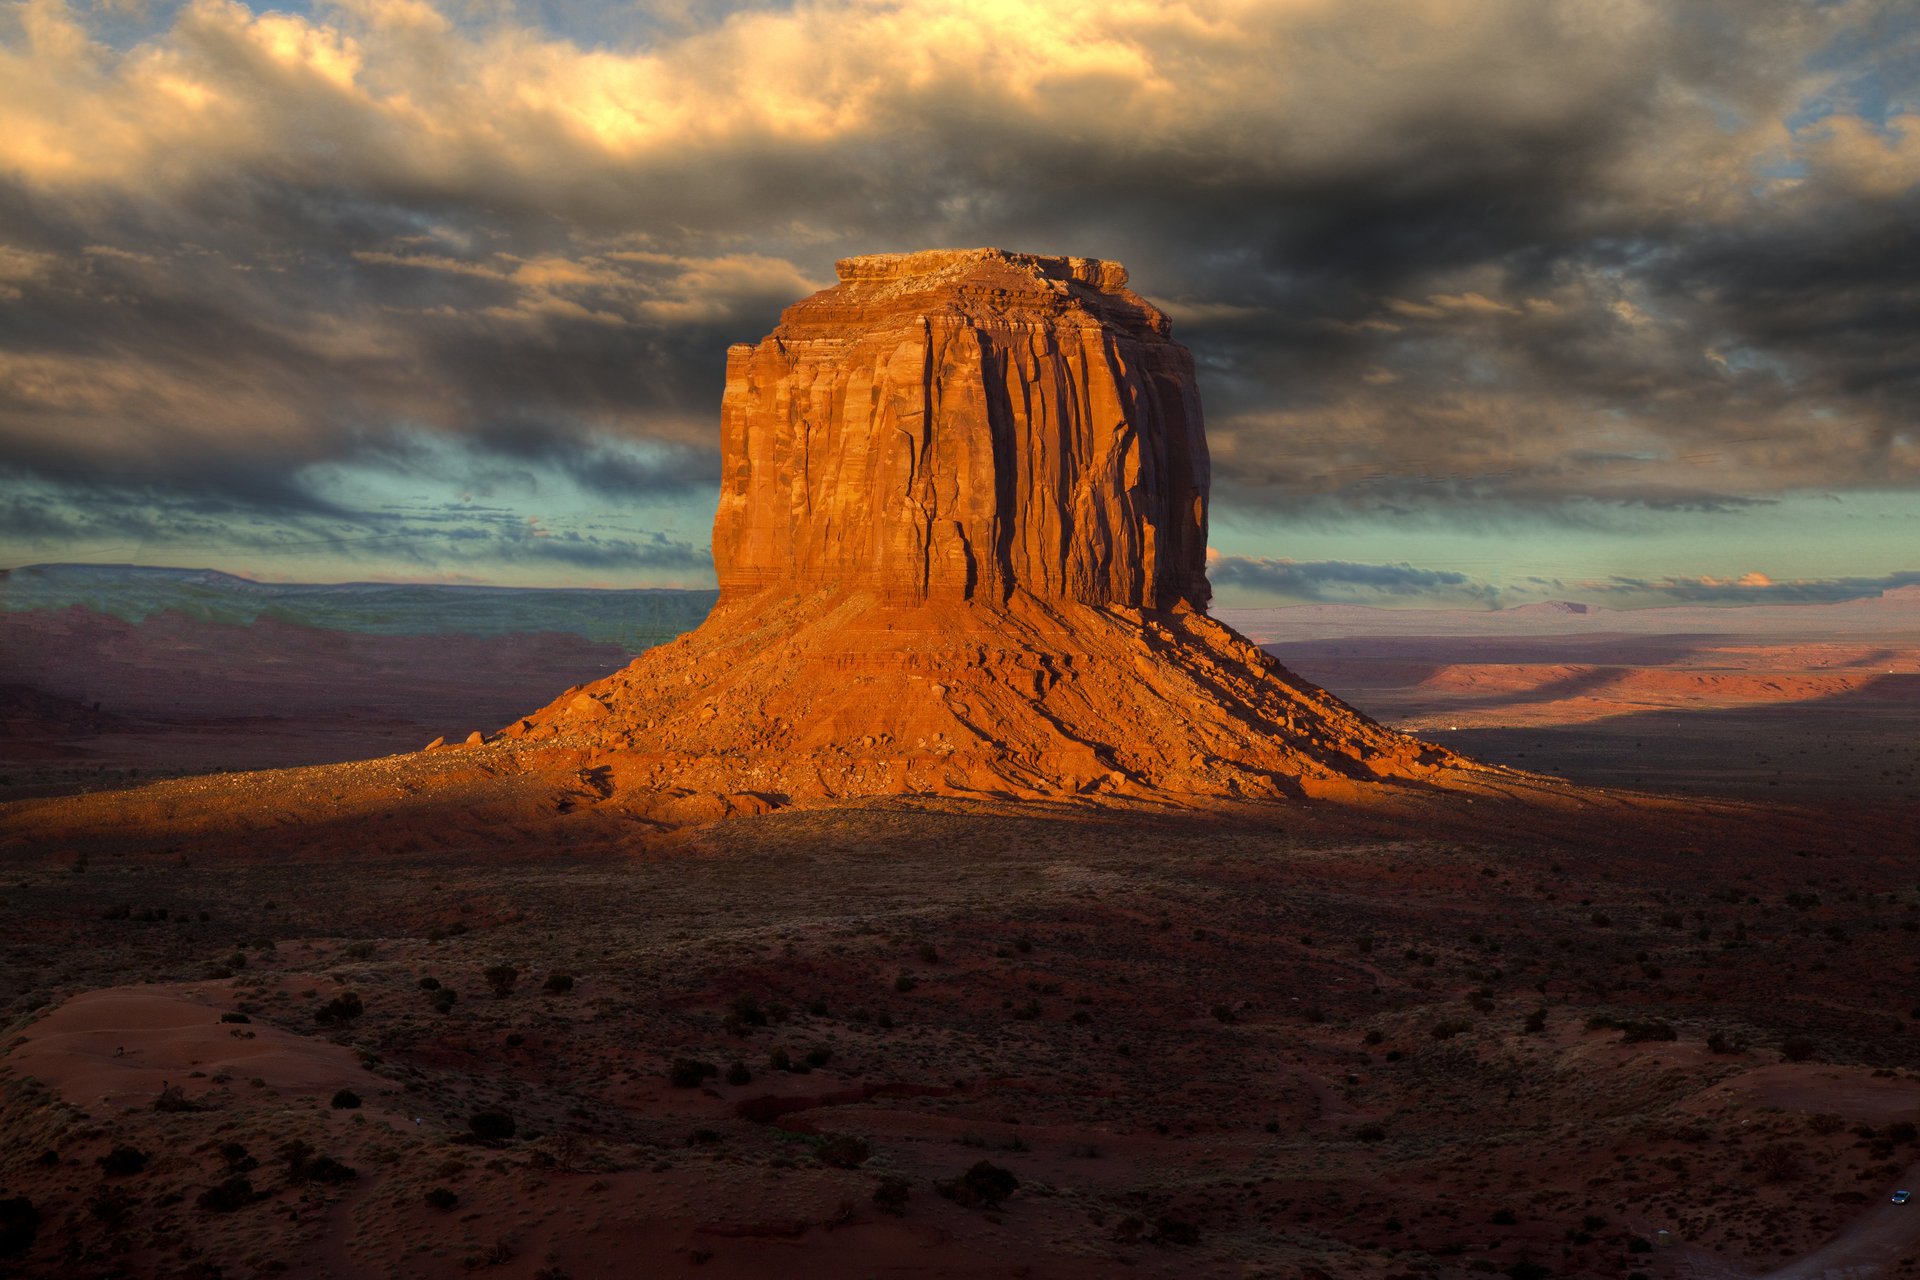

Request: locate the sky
(0, 0), (1916, 609)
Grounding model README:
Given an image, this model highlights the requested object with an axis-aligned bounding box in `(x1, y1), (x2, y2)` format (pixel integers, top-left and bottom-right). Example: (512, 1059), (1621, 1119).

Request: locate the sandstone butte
(491, 248), (1493, 826)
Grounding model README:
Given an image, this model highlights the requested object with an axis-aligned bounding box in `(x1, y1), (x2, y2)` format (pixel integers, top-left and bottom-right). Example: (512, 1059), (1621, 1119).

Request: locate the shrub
(894, 972), (918, 993)
(418, 977), (441, 991)
(543, 973), (575, 994)
(483, 965), (519, 999)
(1491, 1208), (1518, 1225)
(425, 1187), (459, 1211)
(218, 1143), (257, 1172)
(669, 1059), (719, 1088)
(468, 1110), (517, 1141)
(804, 1047), (832, 1069)
(917, 943), (940, 964)
(1523, 1009), (1547, 1035)
(152, 1084), (201, 1113)
(937, 1161), (1020, 1209)
(725, 994), (768, 1030)
(725, 1061), (752, 1086)
(330, 1089), (361, 1110)
(1431, 1019), (1472, 1041)
(1354, 1123), (1387, 1143)
(1154, 1217), (1200, 1245)
(281, 1141), (357, 1184)
(98, 1146), (149, 1176)
(195, 1177), (257, 1213)
(219, 1012), (251, 1024)
(1506, 1262), (1552, 1280)
(0, 1199), (33, 1258)
(314, 992), (364, 1025)
(1707, 1030), (1748, 1054)
(1618, 1019), (1677, 1045)
(1210, 1003), (1236, 1024)
(1781, 1035), (1817, 1063)
(872, 1177), (911, 1216)
(816, 1134), (870, 1169)
(430, 988), (457, 1014)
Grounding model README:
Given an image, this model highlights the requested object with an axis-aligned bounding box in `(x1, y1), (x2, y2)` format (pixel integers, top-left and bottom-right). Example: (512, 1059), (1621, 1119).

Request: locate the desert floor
(1, 606), (1917, 1279)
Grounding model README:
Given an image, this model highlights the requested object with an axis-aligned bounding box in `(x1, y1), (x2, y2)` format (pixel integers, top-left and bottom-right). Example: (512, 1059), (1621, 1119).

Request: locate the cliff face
(712, 249), (1210, 610)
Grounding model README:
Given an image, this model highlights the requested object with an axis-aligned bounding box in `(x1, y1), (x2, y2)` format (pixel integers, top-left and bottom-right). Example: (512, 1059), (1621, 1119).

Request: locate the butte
(497, 248), (1487, 824)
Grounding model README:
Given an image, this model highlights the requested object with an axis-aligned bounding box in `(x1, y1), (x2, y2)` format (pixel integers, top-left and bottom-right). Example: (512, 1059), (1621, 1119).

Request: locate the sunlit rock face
(503, 250), (1468, 811)
(712, 248), (1211, 610)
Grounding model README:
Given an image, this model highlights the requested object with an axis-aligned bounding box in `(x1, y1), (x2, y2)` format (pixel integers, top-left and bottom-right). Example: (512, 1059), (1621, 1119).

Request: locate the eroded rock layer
(498, 249), (1478, 818)
(713, 249), (1210, 609)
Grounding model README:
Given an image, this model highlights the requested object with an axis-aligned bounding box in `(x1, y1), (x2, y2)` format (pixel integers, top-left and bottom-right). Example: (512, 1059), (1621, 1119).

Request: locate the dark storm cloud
(1209, 556), (1504, 606)
(0, 0), (1916, 570)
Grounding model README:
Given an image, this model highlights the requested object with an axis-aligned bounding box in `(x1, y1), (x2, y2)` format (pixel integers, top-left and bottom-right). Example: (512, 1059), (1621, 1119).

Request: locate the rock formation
(502, 249), (1468, 817)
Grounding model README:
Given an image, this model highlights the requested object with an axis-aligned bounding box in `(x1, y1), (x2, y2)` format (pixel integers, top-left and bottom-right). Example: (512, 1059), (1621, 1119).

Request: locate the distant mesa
(500, 249), (1478, 814)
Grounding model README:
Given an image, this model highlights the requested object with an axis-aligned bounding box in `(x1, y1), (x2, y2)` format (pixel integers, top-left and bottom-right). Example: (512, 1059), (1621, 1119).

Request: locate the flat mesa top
(834, 248), (1130, 293)
(761, 248), (1165, 339)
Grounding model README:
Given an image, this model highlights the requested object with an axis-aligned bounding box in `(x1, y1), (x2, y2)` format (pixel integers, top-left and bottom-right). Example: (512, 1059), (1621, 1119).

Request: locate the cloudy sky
(1, 0), (1915, 608)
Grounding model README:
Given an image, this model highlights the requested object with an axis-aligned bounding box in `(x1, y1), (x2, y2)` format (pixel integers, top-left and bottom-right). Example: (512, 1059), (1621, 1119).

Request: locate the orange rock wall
(712, 249), (1211, 609)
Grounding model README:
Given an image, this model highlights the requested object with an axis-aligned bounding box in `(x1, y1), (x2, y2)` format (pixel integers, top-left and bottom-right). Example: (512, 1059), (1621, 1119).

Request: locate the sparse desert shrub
(917, 942), (940, 964)
(1506, 1261), (1552, 1280)
(816, 1134), (870, 1169)
(281, 1141), (357, 1184)
(1013, 937), (1032, 953)
(342, 941), (375, 960)
(98, 1145), (149, 1176)
(1362, 1029), (1384, 1046)
(872, 1177), (911, 1215)
(1886, 1121), (1918, 1145)
(937, 1160), (1020, 1210)
(1781, 1035), (1817, 1062)
(483, 964), (519, 998)
(1353, 1123), (1387, 1143)
(330, 1088), (361, 1110)
(1617, 1019), (1677, 1044)
(314, 991), (364, 1025)
(1707, 1030), (1748, 1054)
(195, 1176), (257, 1213)
(1154, 1217), (1200, 1245)
(468, 1110), (517, 1142)
(894, 972), (918, 993)
(431, 988), (457, 1014)
(669, 1058), (718, 1088)
(418, 976), (441, 990)
(725, 1061), (752, 1086)
(425, 1187), (459, 1211)
(1210, 1003), (1236, 1024)
(218, 1142), (257, 1172)
(88, 1187), (133, 1228)
(766, 1048), (792, 1073)
(152, 1083), (201, 1113)
(219, 1012), (250, 1024)
(804, 1046), (832, 1068)
(1490, 1207), (1518, 1225)
(727, 993), (768, 1028)
(1430, 1019), (1472, 1041)
(542, 973), (574, 994)
(0, 1198), (34, 1258)
(1523, 1008), (1547, 1034)
(1753, 1143), (1802, 1183)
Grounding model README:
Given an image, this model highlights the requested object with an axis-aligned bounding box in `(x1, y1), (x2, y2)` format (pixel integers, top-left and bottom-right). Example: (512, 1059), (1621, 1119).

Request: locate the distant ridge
(1504, 600), (1599, 616)
(0, 563), (719, 651)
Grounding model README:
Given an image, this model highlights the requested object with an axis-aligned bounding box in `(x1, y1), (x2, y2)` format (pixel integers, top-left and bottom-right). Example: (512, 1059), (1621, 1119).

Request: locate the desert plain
(1, 573), (1916, 1280)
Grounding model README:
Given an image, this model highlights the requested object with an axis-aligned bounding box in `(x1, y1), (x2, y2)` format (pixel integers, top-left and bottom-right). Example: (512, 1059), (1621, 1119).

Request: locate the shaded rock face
(713, 249), (1210, 610)
(500, 249), (1474, 817)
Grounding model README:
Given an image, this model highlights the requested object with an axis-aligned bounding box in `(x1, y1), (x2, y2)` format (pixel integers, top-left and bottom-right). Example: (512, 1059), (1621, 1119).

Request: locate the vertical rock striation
(505, 249), (1474, 817)
(714, 250), (1211, 610)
